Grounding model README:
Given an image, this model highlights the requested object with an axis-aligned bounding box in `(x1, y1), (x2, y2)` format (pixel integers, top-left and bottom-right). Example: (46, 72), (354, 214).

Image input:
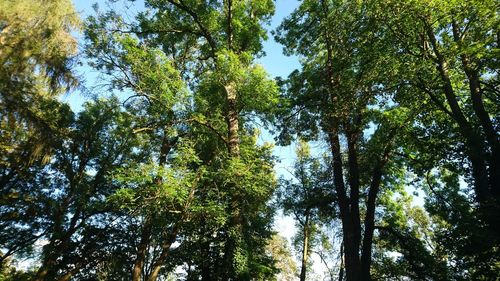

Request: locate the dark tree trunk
(346, 129), (361, 270)
(338, 242), (344, 281)
(299, 215), (310, 281)
(147, 225), (180, 281)
(451, 21), (500, 215)
(34, 257), (57, 281)
(425, 21), (499, 233)
(360, 153), (389, 280)
(132, 218), (152, 281)
(327, 128), (361, 281)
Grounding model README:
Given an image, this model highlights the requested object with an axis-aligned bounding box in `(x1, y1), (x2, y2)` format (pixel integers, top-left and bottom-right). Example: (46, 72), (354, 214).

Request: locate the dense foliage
(1, 0), (498, 280)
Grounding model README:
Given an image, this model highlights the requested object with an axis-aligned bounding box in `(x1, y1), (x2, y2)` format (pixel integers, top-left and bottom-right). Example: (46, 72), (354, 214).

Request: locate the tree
(132, 1), (279, 279)
(0, 0), (80, 165)
(85, 14), (197, 279)
(0, 0), (80, 271)
(371, 188), (452, 281)
(278, 141), (332, 281)
(1, 96), (147, 280)
(3, 0), (498, 280)
(83, 1), (280, 279)
(275, 1), (415, 280)
(380, 0), (500, 235)
(265, 234), (298, 281)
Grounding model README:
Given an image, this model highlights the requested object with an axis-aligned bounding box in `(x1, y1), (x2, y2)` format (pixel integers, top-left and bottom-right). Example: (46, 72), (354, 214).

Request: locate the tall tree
(134, 1), (279, 279)
(277, 141), (332, 281)
(85, 14), (201, 280)
(380, 0), (500, 235)
(0, 0), (80, 164)
(84, 1), (279, 279)
(0, 0), (80, 270)
(275, 1), (414, 280)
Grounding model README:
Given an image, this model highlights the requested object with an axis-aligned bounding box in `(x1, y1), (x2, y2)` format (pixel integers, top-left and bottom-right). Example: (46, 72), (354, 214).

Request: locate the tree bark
(346, 128), (361, 265)
(34, 258), (57, 281)
(451, 20), (500, 208)
(146, 225), (180, 281)
(360, 153), (389, 280)
(299, 215), (310, 281)
(223, 80), (244, 279)
(327, 128), (360, 281)
(338, 242), (344, 281)
(225, 83), (239, 157)
(132, 218), (152, 281)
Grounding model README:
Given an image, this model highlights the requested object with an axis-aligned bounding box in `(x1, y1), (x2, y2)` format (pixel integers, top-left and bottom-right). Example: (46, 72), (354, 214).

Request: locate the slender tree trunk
(346, 129), (361, 267)
(360, 153), (389, 280)
(225, 83), (239, 157)
(300, 216), (310, 281)
(338, 242), (344, 281)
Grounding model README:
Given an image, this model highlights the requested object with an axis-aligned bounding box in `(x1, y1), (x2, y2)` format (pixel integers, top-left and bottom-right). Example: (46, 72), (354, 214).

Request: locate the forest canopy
(0, 0), (499, 280)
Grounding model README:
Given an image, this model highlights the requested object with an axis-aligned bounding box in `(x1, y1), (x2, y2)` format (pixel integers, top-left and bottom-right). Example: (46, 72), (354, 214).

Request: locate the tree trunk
(360, 154), (389, 281)
(346, 129), (361, 267)
(225, 83), (239, 156)
(299, 216), (310, 281)
(132, 218), (152, 281)
(223, 81), (244, 279)
(338, 242), (344, 281)
(146, 225), (180, 281)
(342, 225), (361, 281)
(34, 258), (57, 281)
(327, 128), (360, 281)
(424, 22), (500, 237)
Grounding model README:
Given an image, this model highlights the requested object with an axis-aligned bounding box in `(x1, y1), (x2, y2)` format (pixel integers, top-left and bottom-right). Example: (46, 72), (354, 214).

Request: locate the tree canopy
(0, 0), (499, 280)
